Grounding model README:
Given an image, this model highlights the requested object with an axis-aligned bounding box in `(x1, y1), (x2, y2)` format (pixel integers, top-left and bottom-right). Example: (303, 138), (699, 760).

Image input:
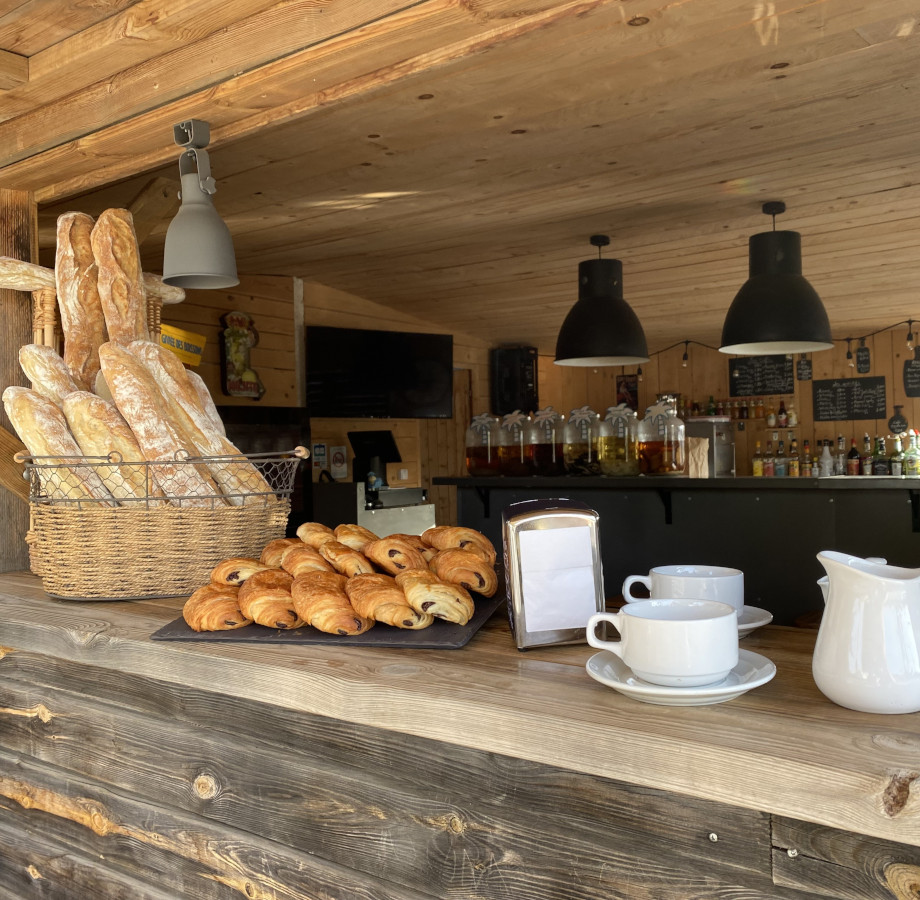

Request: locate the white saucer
(738, 605), (773, 638)
(586, 648), (776, 706)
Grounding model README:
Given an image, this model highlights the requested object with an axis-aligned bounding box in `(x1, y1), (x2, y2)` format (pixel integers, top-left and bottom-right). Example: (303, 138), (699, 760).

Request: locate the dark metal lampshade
(555, 256), (649, 366)
(720, 228), (832, 356)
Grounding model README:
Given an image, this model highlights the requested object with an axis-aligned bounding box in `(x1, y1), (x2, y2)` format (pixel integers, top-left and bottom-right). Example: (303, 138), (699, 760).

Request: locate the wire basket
(19, 447), (308, 601)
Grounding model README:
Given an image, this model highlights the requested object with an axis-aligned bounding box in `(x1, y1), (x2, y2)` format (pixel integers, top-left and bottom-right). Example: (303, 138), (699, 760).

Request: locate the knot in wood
(194, 774), (219, 799)
(882, 771), (919, 817)
(26, 865), (42, 881)
(448, 815), (465, 834)
(883, 862), (920, 899)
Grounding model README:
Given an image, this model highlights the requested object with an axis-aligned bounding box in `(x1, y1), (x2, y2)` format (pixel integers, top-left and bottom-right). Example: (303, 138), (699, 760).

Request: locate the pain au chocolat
(238, 569), (302, 630)
(429, 548), (498, 598)
(422, 526), (497, 565)
(291, 571), (371, 635)
(395, 568), (475, 626)
(364, 537), (428, 575)
(345, 573), (433, 630)
(183, 584), (253, 632)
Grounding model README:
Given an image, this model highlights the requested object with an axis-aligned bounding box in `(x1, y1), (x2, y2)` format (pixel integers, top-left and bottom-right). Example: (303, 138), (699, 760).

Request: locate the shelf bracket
(656, 488), (673, 525)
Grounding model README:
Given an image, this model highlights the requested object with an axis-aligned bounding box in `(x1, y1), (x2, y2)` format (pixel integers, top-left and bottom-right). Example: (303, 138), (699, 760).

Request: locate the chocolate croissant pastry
(280, 545), (334, 577)
(295, 521), (336, 549)
(237, 568), (302, 630)
(333, 523), (379, 553)
(387, 533), (437, 561)
(395, 568), (475, 625)
(210, 557), (272, 586)
(183, 583), (253, 631)
(319, 540), (376, 577)
(364, 537), (428, 576)
(260, 537), (307, 567)
(422, 526), (497, 565)
(345, 573), (433, 629)
(429, 548), (498, 597)
(291, 571), (372, 635)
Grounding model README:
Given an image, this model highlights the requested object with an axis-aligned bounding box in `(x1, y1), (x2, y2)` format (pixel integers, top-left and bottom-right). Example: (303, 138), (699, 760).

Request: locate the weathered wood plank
(773, 816), (920, 900)
(0, 651), (826, 899)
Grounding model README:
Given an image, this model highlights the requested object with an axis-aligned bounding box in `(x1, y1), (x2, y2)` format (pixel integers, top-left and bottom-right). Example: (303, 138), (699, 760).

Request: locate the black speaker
(490, 346), (538, 415)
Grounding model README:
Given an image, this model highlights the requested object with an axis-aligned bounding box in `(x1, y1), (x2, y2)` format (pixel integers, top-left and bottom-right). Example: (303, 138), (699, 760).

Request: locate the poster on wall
(220, 311), (265, 399)
(616, 374), (639, 411)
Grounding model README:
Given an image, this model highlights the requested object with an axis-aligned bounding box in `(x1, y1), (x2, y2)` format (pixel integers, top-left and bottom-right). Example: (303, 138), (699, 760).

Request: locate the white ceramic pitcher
(813, 550), (920, 714)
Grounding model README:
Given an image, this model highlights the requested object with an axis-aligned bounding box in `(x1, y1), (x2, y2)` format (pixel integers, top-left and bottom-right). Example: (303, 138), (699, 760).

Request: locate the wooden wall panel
(0, 188), (35, 573)
(163, 273), (299, 408)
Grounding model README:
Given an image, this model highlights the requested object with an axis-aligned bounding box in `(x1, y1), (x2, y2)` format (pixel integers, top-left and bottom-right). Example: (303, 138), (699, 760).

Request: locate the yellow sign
(160, 324), (206, 366)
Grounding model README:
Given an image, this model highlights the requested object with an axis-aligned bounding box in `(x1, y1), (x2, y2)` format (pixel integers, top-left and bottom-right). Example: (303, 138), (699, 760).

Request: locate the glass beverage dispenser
(465, 413), (501, 476)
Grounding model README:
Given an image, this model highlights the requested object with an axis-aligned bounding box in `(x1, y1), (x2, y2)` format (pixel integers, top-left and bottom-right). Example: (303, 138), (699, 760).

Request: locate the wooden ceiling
(1, 0), (918, 356)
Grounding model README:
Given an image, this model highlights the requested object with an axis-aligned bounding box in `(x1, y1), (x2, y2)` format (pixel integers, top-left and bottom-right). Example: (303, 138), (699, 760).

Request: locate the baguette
(61, 391), (163, 504)
(55, 211), (107, 390)
(98, 342), (222, 506)
(185, 369), (225, 436)
(91, 209), (150, 345)
(19, 344), (80, 406)
(127, 340), (272, 504)
(2, 386), (115, 505)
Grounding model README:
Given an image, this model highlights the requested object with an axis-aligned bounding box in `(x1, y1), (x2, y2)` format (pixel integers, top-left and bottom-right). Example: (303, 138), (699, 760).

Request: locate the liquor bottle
(707, 395), (717, 416)
(833, 434), (846, 476)
(872, 436), (891, 476)
(763, 441), (775, 477)
(846, 438), (860, 476)
(819, 440), (835, 477)
(890, 435), (906, 477)
(860, 433), (874, 476)
(754, 397), (765, 418)
(774, 438), (787, 477)
(801, 440), (813, 477)
(751, 441), (764, 477)
(788, 437), (800, 478)
(777, 399), (788, 427)
(905, 431), (920, 477)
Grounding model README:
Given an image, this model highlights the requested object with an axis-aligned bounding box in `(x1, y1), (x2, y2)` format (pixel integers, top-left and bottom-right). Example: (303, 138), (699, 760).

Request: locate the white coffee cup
(622, 564), (744, 613)
(587, 598), (739, 687)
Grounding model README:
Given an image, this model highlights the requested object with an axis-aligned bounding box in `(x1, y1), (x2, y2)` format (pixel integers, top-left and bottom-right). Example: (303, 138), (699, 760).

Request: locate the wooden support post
(0, 189), (36, 572)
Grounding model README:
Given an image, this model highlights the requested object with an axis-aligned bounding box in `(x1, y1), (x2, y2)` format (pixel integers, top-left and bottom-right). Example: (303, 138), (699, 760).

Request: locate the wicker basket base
(28, 500), (290, 601)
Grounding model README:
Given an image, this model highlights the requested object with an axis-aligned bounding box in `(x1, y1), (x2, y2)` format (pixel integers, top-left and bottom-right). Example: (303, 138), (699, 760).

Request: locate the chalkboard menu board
(812, 377), (886, 422)
(855, 346), (871, 374)
(728, 355), (794, 397)
(904, 359), (920, 398)
(796, 357), (812, 381)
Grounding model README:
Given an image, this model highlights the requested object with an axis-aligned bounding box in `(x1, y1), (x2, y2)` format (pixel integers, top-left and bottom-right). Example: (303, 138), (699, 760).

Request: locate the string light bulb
(681, 341), (689, 368)
(637, 365), (643, 383)
(908, 320), (915, 352)
(846, 338), (854, 368)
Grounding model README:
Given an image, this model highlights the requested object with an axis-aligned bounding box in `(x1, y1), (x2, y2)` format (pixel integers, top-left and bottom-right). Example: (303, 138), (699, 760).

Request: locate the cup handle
(622, 575), (651, 602)
(586, 612), (624, 658)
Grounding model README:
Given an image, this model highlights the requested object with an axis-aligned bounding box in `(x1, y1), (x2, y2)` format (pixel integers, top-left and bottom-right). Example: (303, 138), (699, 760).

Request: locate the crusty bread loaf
(55, 211), (107, 390)
(91, 209), (150, 345)
(2, 386), (115, 505)
(19, 344), (80, 406)
(61, 391), (163, 504)
(98, 342), (222, 506)
(185, 369), (225, 437)
(127, 340), (272, 504)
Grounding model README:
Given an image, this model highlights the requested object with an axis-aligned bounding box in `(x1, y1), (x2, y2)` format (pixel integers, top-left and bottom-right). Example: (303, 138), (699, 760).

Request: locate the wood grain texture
(0, 570), (918, 868)
(0, 613), (831, 900)
(0, 189), (34, 571)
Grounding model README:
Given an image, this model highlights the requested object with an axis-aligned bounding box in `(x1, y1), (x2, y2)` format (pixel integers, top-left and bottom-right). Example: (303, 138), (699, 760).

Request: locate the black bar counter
(435, 476), (920, 624)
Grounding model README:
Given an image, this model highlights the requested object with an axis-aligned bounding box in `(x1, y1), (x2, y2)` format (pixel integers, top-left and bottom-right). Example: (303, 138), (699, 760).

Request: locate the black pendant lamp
(555, 235), (649, 367)
(719, 201), (832, 355)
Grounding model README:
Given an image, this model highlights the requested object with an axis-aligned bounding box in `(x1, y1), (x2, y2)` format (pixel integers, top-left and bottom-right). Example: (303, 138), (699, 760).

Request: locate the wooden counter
(1, 572), (918, 899)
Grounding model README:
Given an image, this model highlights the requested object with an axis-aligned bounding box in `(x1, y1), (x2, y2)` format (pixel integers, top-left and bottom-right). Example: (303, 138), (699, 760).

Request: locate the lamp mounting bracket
(762, 201), (786, 217)
(173, 119), (211, 150)
(589, 234), (611, 248)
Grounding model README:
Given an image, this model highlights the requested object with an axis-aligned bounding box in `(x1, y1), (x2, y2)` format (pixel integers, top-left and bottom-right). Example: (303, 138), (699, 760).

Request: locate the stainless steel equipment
(685, 416), (736, 477)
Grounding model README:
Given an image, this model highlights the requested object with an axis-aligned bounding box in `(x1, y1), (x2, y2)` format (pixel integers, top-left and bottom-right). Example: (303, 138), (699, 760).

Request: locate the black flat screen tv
(306, 326), (453, 419)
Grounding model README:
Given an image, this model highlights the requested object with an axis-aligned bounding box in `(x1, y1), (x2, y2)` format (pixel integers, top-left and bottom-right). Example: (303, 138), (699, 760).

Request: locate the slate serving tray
(150, 593), (504, 650)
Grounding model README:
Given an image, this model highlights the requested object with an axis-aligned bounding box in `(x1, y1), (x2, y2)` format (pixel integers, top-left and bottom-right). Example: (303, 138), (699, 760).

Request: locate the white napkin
(519, 526), (599, 631)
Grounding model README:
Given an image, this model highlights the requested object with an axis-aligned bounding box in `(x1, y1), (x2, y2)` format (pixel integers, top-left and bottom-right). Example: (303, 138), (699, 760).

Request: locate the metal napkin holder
(503, 498), (606, 650)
